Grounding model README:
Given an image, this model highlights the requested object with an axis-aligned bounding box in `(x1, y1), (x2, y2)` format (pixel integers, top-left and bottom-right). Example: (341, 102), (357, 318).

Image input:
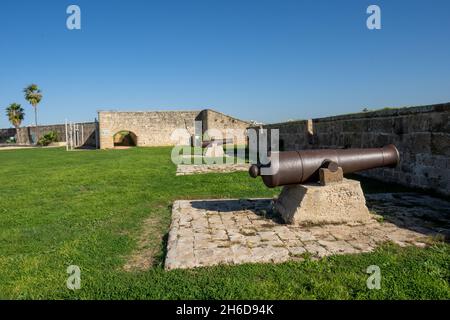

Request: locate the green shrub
(6, 136), (16, 144)
(38, 131), (58, 146)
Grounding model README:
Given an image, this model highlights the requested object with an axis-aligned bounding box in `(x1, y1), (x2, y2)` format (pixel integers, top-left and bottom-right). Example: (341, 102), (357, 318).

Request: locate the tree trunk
(15, 126), (20, 145)
(34, 106), (39, 144)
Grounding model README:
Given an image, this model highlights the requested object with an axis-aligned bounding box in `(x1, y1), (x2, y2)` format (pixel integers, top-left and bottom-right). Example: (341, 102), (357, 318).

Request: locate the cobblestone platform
(164, 193), (450, 270)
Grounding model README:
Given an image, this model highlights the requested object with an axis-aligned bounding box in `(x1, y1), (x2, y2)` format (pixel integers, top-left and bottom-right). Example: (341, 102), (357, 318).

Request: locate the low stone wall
(258, 103), (450, 196)
(98, 111), (200, 149)
(98, 109), (250, 149)
(1, 122), (97, 146)
(0, 128), (16, 143)
(199, 109), (250, 145)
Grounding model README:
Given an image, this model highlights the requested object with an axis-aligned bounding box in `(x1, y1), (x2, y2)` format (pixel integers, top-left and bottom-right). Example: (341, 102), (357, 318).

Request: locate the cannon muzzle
(249, 144), (400, 188)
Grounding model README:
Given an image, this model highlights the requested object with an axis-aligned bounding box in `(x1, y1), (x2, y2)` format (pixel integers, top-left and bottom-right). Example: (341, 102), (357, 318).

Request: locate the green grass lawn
(0, 147), (448, 299)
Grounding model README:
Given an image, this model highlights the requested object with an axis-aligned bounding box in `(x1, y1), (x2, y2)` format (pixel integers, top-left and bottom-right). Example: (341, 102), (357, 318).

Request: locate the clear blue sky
(1, 0), (449, 128)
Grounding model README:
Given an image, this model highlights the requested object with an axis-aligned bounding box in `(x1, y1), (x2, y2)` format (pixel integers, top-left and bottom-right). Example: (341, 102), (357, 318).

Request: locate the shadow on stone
(366, 193), (450, 242)
(190, 198), (284, 224)
(188, 193), (450, 242)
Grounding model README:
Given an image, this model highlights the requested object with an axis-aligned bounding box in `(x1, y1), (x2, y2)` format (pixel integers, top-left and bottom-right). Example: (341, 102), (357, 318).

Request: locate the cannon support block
(319, 167), (344, 185)
(274, 178), (372, 225)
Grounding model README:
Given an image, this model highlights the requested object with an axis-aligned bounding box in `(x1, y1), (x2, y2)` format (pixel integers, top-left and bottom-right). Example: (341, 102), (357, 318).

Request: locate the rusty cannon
(249, 144), (400, 188)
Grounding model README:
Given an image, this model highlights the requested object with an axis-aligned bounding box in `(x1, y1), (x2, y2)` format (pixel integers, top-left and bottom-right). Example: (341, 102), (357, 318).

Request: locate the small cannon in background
(201, 138), (234, 158)
(201, 138), (233, 148)
(249, 144), (400, 188)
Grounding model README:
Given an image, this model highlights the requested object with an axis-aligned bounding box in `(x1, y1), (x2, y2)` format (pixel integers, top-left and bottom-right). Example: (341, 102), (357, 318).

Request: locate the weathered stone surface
(98, 109), (249, 149)
(274, 179), (372, 225)
(319, 167), (344, 186)
(365, 192), (450, 241)
(176, 163), (250, 176)
(164, 192), (448, 270)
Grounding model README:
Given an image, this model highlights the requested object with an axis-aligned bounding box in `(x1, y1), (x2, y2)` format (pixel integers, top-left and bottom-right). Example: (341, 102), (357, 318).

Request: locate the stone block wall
(98, 109), (250, 149)
(0, 128), (16, 143)
(98, 111), (200, 149)
(199, 109), (250, 145)
(259, 103), (450, 196)
(260, 119), (312, 151)
(1, 122), (97, 146)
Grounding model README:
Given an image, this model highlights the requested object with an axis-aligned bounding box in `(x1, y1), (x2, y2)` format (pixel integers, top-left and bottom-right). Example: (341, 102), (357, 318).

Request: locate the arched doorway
(113, 131), (137, 147)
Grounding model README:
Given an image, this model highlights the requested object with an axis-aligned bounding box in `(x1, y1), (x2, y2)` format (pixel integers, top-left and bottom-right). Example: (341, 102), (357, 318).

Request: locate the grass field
(0, 147), (449, 299)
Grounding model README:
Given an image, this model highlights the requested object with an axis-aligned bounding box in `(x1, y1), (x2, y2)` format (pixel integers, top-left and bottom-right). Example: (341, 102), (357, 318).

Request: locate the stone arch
(113, 130), (137, 147)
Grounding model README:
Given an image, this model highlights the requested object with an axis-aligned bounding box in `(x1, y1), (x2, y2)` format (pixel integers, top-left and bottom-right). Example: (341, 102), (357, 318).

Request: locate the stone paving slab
(176, 163), (250, 176)
(165, 193), (450, 270)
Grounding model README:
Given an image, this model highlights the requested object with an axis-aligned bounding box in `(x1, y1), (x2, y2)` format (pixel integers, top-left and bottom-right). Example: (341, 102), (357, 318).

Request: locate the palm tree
(23, 84), (42, 143)
(6, 103), (25, 144)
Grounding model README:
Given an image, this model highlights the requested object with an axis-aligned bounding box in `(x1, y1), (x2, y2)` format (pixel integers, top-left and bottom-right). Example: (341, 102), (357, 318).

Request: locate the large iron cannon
(249, 144), (400, 188)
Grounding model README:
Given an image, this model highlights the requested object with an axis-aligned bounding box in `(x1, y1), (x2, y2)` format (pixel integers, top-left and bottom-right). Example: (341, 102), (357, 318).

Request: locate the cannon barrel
(249, 144), (400, 188)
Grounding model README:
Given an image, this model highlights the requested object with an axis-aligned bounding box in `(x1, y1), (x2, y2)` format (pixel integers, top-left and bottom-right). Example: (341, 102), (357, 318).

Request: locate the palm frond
(24, 84), (43, 107)
(5, 103), (25, 127)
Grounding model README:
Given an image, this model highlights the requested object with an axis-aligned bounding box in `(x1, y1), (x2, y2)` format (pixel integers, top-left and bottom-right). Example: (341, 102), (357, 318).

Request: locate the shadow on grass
(155, 232), (170, 268)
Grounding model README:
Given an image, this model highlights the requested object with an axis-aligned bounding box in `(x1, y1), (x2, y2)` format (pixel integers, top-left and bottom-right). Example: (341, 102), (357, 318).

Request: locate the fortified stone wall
(260, 119), (311, 151)
(98, 109), (250, 149)
(0, 122), (97, 146)
(258, 103), (450, 196)
(98, 111), (199, 149)
(198, 109), (250, 145)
